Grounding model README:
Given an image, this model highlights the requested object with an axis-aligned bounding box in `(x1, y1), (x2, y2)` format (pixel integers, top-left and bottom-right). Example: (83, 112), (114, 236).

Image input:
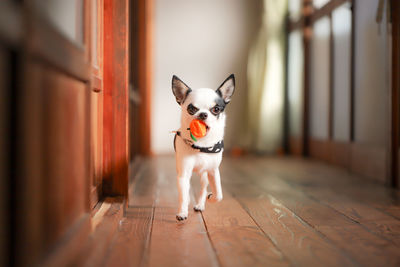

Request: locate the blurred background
(0, 0), (399, 266)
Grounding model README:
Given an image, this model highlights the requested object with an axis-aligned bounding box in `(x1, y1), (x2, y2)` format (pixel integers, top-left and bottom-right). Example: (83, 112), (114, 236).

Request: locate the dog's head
(172, 74), (235, 141)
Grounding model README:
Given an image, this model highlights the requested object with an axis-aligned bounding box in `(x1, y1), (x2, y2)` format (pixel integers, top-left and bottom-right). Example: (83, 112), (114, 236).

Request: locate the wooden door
(89, 0), (104, 208)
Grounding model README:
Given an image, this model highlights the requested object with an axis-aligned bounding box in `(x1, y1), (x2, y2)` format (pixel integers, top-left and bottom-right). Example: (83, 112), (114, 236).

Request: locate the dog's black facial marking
(187, 103), (199, 115)
(210, 96), (226, 118)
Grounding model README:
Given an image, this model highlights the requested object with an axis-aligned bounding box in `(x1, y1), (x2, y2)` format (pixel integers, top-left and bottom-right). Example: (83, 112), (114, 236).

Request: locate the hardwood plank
(232, 158), (400, 266)
(237, 195), (356, 266)
(146, 156), (218, 267)
(74, 198), (124, 266)
(299, 187), (400, 246)
(258, 157), (400, 220)
(103, 207), (153, 267)
(128, 158), (159, 207)
(220, 165), (356, 266)
(148, 207), (218, 267)
(201, 190), (290, 267)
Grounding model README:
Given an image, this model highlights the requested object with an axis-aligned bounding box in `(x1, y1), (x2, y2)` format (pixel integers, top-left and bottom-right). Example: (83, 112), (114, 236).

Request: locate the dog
(171, 74), (235, 221)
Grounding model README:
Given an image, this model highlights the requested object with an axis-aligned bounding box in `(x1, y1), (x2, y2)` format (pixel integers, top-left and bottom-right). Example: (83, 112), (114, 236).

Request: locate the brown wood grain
(202, 190), (290, 267)
(391, 0), (400, 188)
(28, 9), (90, 82)
(103, 0), (130, 196)
(146, 156), (219, 267)
(78, 156), (400, 266)
(136, 0), (153, 156)
(149, 207), (218, 267)
(289, 136), (303, 155)
(103, 207), (153, 267)
(42, 68), (89, 247)
(128, 158), (159, 207)
(220, 163), (356, 267)
(240, 158), (400, 266)
(253, 157), (400, 246)
(74, 198), (124, 266)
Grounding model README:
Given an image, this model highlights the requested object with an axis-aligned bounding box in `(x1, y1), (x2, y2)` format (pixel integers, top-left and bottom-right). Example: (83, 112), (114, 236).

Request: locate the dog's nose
(198, 112), (208, 120)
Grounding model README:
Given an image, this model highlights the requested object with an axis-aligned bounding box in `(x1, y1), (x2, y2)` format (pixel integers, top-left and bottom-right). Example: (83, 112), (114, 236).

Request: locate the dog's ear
(172, 75), (191, 105)
(216, 74), (235, 104)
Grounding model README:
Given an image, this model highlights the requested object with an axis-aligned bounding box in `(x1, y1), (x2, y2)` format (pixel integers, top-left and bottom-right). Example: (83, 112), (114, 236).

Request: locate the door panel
(310, 16), (330, 139)
(332, 3), (351, 142)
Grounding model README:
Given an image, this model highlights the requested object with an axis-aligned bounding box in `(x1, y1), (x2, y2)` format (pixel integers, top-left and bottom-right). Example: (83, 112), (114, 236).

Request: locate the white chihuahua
(172, 74), (235, 221)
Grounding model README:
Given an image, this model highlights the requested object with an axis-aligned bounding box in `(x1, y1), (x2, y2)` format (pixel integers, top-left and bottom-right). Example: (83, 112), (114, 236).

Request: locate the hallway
(88, 156), (400, 267)
(2, 1), (400, 266)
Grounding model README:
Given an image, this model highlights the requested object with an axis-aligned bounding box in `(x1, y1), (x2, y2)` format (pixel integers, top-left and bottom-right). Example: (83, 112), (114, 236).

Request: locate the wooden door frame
(391, 0), (400, 188)
(87, 0), (105, 208)
(102, 0), (130, 197)
(131, 0), (153, 157)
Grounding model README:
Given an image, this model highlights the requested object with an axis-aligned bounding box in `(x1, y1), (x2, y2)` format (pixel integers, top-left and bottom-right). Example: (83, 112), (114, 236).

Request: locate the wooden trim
(310, 0), (351, 24)
(391, 0), (400, 188)
(309, 139), (330, 162)
(0, 1), (22, 48)
(137, 0), (153, 156)
(289, 136), (303, 156)
(308, 138), (387, 183)
(328, 140), (351, 168)
(288, 17), (305, 32)
(92, 75), (102, 92)
(27, 10), (90, 82)
(350, 142), (387, 183)
(103, 0), (130, 196)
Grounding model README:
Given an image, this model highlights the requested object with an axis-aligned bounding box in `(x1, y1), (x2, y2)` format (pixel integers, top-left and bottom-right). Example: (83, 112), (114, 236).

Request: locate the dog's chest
(192, 152), (222, 173)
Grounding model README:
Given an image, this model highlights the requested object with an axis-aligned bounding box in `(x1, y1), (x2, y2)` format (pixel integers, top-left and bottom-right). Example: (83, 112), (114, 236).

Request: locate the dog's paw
(176, 213), (188, 221)
(193, 204), (205, 212)
(207, 193), (223, 203)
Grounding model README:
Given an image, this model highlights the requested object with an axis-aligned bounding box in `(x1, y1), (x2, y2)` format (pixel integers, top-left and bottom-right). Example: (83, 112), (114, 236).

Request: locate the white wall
(152, 0), (262, 154)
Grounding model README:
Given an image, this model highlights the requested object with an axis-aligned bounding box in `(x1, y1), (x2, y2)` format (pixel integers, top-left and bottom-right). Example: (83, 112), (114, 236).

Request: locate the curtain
(246, 0), (287, 153)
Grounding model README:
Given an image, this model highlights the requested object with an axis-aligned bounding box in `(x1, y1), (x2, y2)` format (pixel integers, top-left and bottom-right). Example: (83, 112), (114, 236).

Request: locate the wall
(354, 0), (389, 146)
(152, 0), (262, 154)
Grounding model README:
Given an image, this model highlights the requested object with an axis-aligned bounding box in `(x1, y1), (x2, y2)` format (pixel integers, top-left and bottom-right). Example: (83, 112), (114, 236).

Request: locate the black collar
(174, 131), (224, 153)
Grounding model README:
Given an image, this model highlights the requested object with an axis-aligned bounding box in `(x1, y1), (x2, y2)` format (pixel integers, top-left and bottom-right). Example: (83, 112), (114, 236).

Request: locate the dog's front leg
(176, 169), (192, 221)
(207, 168), (223, 203)
(194, 172), (209, 211)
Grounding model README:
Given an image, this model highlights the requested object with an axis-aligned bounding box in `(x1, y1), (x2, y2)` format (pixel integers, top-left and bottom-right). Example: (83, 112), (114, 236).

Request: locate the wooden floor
(100, 156), (400, 267)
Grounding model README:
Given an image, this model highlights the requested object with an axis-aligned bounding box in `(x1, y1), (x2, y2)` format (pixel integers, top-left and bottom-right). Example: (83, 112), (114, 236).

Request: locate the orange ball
(190, 119), (207, 138)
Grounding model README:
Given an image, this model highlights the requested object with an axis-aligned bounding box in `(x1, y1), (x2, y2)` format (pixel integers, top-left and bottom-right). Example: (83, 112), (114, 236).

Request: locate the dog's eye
(211, 106), (222, 115)
(187, 104), (199, 115)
